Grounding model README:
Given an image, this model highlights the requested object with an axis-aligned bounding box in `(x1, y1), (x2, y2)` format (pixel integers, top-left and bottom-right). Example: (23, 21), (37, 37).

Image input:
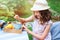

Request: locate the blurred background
(0, 0), (60, 22)
(0, 0), (60, 40)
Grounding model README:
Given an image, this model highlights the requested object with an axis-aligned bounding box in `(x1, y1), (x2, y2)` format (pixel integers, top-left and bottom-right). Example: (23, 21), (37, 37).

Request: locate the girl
(14, 0), (53, 40)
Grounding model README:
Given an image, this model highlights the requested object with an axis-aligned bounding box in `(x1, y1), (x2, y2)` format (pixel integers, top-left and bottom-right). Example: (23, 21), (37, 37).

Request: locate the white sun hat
(31, 0), (50, 11)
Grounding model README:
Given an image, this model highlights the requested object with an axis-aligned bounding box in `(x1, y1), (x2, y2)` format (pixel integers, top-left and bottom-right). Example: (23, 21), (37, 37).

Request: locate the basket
(3, 27), (22, 34)
(3, 22), (23, 34)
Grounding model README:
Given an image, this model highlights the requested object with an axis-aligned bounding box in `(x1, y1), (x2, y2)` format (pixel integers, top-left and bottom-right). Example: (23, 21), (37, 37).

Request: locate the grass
(28, 27), (33, 40)
(48, 0), (60, 13)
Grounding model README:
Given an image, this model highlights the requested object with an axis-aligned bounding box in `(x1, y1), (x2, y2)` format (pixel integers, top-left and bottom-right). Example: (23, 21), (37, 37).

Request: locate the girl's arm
(14, 15), (34, 23)
(25, 15), (34, 22)
(23, 24), (51, 40)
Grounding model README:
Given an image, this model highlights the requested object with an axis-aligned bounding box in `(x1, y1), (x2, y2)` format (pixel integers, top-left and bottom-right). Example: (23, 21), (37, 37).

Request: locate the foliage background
(0, 0), (60, 22)
(0, 0), (60, 40)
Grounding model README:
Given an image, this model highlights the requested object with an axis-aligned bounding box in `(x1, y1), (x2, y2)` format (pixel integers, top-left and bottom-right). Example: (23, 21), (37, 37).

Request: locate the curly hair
(39, 9), (51, 24)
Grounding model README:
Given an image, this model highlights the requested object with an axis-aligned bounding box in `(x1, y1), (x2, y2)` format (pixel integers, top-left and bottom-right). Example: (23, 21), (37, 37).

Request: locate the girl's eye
(33, 12), (35, 14)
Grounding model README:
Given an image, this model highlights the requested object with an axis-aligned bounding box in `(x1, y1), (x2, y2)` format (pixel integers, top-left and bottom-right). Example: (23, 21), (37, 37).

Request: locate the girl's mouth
(35, 15), (40, 19)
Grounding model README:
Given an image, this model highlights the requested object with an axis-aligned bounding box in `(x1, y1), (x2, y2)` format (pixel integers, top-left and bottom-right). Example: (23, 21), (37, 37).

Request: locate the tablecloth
(0, 29), (29, 40)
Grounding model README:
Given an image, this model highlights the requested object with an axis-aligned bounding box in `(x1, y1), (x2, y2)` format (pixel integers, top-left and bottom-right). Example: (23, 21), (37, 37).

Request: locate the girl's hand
(22, 25), (28, 31)
(14, 15), (20, 20)
(22, 25), (31, 34)
(14, 15), (26, 24)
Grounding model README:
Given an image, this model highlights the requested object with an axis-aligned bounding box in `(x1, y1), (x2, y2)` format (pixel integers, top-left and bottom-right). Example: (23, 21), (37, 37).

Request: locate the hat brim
(31, 6), (50, 11)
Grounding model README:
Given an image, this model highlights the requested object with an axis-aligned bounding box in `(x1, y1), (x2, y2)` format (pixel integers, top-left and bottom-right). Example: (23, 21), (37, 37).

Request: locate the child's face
(33, 11), (41, 19)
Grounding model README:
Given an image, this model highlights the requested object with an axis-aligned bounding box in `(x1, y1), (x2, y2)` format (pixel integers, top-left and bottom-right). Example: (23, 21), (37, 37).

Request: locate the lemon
(5, 24), (14, 29)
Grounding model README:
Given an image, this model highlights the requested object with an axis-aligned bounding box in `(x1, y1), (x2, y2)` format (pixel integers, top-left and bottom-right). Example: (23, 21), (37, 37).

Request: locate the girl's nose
(34, 13), (38, 15)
